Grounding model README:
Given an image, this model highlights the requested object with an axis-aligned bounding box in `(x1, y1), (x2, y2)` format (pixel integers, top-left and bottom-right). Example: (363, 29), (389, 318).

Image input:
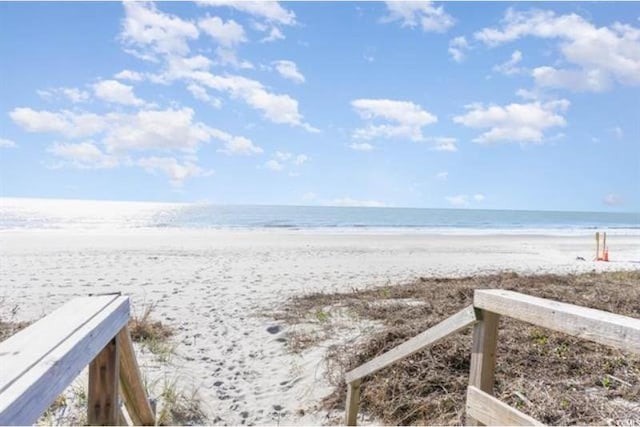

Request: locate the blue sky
(0, 1), (638, 211)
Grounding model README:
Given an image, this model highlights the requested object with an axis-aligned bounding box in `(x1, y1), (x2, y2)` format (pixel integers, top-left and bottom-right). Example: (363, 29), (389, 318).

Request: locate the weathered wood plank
(345, 305), (477, 383)
(474, 289), (640, 354)
(117, 327), (155, 426)
(344, 380), (361, 426)
(0, 295), (122, 393)
(467, 310), (500, 426)
(0, 296), (129, 425)
(88, 337), (120, 425)
(466, 386), (544, 426)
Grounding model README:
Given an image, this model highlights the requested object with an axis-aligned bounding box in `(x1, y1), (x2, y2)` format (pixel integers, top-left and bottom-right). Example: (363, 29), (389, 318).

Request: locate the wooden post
(117, 327), (156, 425)
(467, 309), (499, 426)
(345, 380), (361, 426)
(88, 337), (120, 426)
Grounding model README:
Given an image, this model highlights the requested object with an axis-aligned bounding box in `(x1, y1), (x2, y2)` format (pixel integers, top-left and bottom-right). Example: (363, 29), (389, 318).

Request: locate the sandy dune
(1, 229), (638, 424)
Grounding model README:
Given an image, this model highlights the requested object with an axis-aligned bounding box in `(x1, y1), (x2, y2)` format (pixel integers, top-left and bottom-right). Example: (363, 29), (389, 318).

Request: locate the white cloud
(293, 154), (308, 165)
(436, 171), (448, 180)
(196, 1), (296, 26)
(9, 108), (107, 138)
(11, 106), (257, 184)
(264, 159), (284, 171)
(10, 106), (240, 156)
(102, 108), (214, 153)
(475, 9), (640, 92)
(473, 193), (485, 202)
(326, 197), (387, 208)
(191, 72), (317, 130)
(425, 137), (458, 152)
(275, 151), (292, 161)
(0, 138), (17, 148)
(261, 26), (285, 43)
(515, 88), (540, 101)
(118, 5), (312, 132)
(186, 83), (222, 107)
(532, 66), (610, 92)
(213, 47), (254, 69)
(349, 142), (375, 152)
(265, 151), (308, 172)
(612, 126), (624, 139)
(92, 80), (145, 106)
(446, 194), (469, 207)
(493, 50), (523, 75)
(37, 87), (90, 103)
(351, 99), (437, 141)
(272, 60), (305, 84)
(114, 70), (145, 81)
(213, 130), (263, 156)
(448, 36), (469, 62)
(383, 1), (455, 33)
(138, 156), (212, 186)
(603, 193), (624, 206)
(47, 141), (119, 169)
(198, 16), (246, 47)
(120, 2), (199, 59)
(453, 99), (570, 144)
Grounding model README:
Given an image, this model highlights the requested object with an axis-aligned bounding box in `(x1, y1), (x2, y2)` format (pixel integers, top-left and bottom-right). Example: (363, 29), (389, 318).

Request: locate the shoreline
(1, 226), (640, 237)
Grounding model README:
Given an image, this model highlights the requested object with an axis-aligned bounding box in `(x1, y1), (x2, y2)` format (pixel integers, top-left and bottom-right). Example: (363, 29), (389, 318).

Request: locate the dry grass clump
(0, 299), (30, 342)
(0, 319), (30, 342)
(156, 379), (208, 426)
(129, 303), (174, 342)
(279, 270), (640, 425)
(129, 303), (176, 361)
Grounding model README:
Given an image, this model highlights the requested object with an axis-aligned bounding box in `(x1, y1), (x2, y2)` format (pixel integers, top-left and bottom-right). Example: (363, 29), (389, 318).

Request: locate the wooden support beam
(345, 305), (477, 383)
(88, 338), (120, 426)
(474, 289), (640, 354)
(117, 327), (155, 426)
(467, 309), (500, 426)
(344, 380), (361, 426)
(466, 386), (544, 426)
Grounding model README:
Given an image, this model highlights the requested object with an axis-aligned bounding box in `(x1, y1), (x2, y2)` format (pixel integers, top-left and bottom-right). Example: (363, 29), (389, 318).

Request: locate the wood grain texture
(117, 327), (155, 426)
(88, 338), (120, 426)
(0, 296), (129, 426)
(344, 380), (361, 426)
(466, 386), (544, 426)
(474, 289), (640, 354)
(467, 309), (500, 426)
(345, 305), (477, 383)
(0, 295), (122, 393)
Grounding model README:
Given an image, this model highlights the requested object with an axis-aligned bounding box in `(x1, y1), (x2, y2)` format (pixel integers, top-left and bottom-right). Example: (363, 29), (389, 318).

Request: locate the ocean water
(1, 198), (639, 235)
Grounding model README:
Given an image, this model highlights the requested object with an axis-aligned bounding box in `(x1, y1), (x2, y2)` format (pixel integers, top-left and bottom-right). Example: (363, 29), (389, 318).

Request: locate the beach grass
(278, 270), (640, 425)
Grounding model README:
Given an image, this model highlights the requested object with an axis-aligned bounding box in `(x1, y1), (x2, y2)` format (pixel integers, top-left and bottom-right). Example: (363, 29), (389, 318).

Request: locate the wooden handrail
(344, 289), (640, 426)
(345, 305), (478, 383)
(344, 305), (478, 425)
(474, 289), (640, 354)
(0, 295), (155, 426)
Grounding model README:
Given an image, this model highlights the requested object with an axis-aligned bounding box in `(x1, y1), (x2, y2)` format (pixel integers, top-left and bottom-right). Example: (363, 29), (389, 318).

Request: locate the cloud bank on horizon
(1, 1), (638, 211)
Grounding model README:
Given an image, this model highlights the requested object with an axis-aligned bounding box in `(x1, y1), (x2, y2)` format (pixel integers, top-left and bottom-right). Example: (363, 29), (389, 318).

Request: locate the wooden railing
(0, 294), (155, 426)
(344, 289), (640, 426)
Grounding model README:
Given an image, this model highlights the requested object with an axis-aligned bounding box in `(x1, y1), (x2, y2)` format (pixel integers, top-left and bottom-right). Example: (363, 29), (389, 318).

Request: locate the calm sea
(1, 198), (638, 235)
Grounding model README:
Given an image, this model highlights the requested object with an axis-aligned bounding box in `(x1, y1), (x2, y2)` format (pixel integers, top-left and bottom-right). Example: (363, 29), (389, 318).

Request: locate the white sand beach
(1, 229), (638, 425)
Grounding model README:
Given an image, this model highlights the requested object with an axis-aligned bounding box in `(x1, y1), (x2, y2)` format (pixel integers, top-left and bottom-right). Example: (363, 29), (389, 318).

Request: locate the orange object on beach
(603, 247), (609, 262)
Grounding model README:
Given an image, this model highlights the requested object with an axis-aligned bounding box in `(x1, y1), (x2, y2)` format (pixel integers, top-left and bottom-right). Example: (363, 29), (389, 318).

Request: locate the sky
(0, 1), (638, 212)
